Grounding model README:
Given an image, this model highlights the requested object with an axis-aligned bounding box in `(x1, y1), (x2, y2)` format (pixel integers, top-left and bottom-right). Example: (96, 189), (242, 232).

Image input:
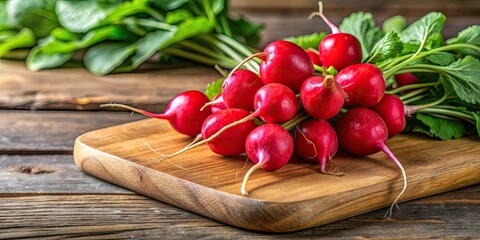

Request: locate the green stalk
(163, 47), (237, 69)
(281, 112), (311, 131)
(122, 18), (176, 31)
(402, 93), (429, 105)
(398, 88), (429, 101)
(387, 81), (440, 95)
(417, 107), (476, 124)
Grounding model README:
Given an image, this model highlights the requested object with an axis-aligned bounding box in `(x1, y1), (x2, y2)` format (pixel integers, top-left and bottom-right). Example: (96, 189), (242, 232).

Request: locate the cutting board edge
(73, 128), (480, 232)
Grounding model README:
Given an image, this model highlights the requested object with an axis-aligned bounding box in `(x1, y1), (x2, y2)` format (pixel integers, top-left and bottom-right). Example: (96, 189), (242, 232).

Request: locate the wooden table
(1, 1), (479, 238)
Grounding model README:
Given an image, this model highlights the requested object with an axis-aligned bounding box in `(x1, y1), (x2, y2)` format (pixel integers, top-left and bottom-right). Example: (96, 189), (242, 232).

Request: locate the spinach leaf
(339, 12), (383, 60)
(26, 44), (72, 71)
(446, 25), (480, 58)
(6, 0), (59, 38)
(0, 28), (35, 57)
(84, 42), (136, 75)
(55, 0), (122, 33)
(365, 31), (403, 63)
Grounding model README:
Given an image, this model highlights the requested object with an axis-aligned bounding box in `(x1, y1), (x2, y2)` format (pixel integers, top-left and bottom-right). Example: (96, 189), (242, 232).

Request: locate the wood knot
(10, 165), (56, 174)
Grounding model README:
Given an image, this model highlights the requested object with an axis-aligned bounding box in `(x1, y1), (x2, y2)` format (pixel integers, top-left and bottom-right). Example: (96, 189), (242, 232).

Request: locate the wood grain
(73, 118), (480, 232)
(0, 187), (478, 239)
(0, 110), (144, 154)
(0, 60), (218, 111)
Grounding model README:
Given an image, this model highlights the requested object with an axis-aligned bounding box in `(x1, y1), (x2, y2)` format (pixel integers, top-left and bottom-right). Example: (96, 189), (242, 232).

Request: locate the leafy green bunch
(286, 12), (480, 140)
(0, 0), (262, 75)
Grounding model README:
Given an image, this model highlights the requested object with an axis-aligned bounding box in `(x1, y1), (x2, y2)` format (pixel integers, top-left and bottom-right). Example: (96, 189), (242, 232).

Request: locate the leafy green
(6, 0), (59, 38)
(382, 15), (406, 33)
(425, 52), (456, 66)
(339, 12), (383, 60)
(284, 32), (327, 50)
(438, 56), (480, 104)
(446, 25), (480, 58)
(228, 16), (263, 47)
(26, 44), (72, 71)
(205, 78), (223, 100)
(413, 113), (466, 140)
(365, 31), (403, 63)
(0, 28), (35, 57)
(84, 42), (136, 75)
(399, 12), (446, 53)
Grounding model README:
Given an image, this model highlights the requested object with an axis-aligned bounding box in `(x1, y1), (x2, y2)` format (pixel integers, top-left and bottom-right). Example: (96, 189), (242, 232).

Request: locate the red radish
(164, 84), (297, 159)
(209, 94), (228, 114)
(100, 90), (211, 138)
(241, 123), (294, 195)
(300, 75), (344, 119)
(394, 73), (419, 88)
(222, 69), (264, 111)
(229, 40), (313, 93)
(371, 94), (406, 138)
(336, 108), (407, 217)
(294, 119), (341, 175)
(306, 49), (322, 66)
(335, 63), (386, 107)
(201, 109), (257, 156)
(310, 2), (362, 71)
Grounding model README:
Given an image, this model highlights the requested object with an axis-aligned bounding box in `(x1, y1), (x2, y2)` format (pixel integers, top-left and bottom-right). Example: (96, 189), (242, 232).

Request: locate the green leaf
(130, 16), (214, 70)
(0, 28), (35, 57)
(439, 56), (480, 104)
(0, 0), (16, 29)
(150, 0), (189, 10)
(165, 9), (193, 24)
(339, 12), (383, 61)
(413, 113), (466, 140)
(41, 25), (133, 54)
(446, 25), (480, 58)
(399, 12), (446, 52)
(425, 52), (456, 66)
(50, 27), (81, 42)
(284, 32), (327, 50)
(26, 44), (72, 71)
(365, 31), (403, 63)
(102, 0), (151, 23)
(472, 111), (480, 138)
(205, 78), (223, 100)
(55, 0), (121, 33)
(382, 15), (406, 33)
(228, 16), (263, 46)
(6, 0), (59, 38)
(84, 42), (136, 76)
(0, 30), (18, 42)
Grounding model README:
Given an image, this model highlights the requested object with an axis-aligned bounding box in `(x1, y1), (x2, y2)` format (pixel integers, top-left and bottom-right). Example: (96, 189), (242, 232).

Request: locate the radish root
(241, 163), (262, 195)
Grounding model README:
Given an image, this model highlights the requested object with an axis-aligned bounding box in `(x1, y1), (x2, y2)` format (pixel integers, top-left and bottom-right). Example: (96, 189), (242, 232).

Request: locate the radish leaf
(340, 12), (383, 61)
(365, 31), (403, 63)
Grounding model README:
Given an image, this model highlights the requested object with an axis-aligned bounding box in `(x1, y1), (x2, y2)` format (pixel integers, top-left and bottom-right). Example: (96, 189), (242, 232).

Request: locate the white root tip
(240, 163), (261, 196)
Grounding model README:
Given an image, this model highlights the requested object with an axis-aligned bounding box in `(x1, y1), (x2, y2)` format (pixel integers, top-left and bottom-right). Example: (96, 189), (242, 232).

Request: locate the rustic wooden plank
(73, 118), (480, 232)
(0, 111), (144, 153)
(0, 60), (219, 111)
(0, 155), (130, 195)
(0, 187), (478, 239)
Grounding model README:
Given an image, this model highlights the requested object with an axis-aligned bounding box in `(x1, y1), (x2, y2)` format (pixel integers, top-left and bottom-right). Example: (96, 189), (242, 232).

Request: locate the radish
(335, 63), (386, 107)
(310, 2), (362, 71)
(306, 49), (322, 66)
(294, 119), (341, 175)
(209, 94), (228, 114)
(201, 108), (257, 156)
(100, 90), (211, 138)
(241, 123), (294, 195)
(222, 69), (264, 111)
(230, 40), (314, 93)
(336, 108), (407, 217)
(300, 75), (345, 119)
(395, 73), (419, 88)
(371, 94), (406, 138)
(164, 83), (297, 158)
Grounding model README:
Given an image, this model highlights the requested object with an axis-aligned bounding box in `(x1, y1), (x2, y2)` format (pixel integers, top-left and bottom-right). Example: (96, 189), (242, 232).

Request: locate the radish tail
(228, 52), (265, 78)
(377, 141), (408, 218)
(162, 113), (257, 160)
(200, 96), (223, 111)
(100, 103), (171, 119)
(241, 163), (261, 195)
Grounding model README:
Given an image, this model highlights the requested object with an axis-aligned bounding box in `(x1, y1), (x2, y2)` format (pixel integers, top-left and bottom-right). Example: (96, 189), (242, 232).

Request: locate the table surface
(1, 1), (480, 238)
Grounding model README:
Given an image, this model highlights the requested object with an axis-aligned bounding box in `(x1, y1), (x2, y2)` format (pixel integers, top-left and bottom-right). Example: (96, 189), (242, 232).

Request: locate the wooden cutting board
(73, 118), (480, 232)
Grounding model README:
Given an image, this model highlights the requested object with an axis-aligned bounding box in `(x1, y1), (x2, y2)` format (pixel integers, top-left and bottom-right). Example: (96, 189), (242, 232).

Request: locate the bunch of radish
(102, 3), (411, 218)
